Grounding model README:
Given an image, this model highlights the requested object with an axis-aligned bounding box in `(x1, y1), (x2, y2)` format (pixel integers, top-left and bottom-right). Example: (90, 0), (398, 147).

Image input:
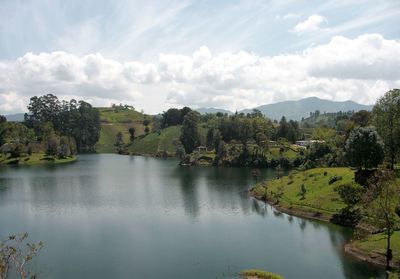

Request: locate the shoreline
(249, 189), (397, 270)
(0, 154), (77, 167)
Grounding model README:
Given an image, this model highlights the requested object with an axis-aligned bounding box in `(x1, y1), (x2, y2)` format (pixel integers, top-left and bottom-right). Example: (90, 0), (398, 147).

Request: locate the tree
(362, 170), (398, 272)
(0, 233), (43, 279)
(180, 111), (200, 154)
(206, 128), (214, 150)
(372, 89), (400, 169)
(351, 110), (371, 127)
(332, 182), (363, 226)
(128, 127), (135, 142)
(276, 116), (288, 139)
(45, 136), (59, 158)
(58, 136), (72, 158)
(298, 184), (306, 200)
(115, 132), (125, 154)
(345, 127), (384, 170)
(213, 130), (222, 153)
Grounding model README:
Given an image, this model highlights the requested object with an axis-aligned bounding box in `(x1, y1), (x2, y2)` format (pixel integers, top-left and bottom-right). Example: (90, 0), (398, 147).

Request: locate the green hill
(96, 107), (149, 153)
(129, 126), (181, 156)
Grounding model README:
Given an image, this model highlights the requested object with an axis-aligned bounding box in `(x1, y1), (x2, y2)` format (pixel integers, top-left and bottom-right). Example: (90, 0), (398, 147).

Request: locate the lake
(0, 154), (384, 278)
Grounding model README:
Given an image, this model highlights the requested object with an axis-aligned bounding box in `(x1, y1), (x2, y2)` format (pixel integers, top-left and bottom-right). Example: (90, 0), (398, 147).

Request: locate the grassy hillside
(252, 167), (352, 216)
(129, 126), (181, 155)
(96, 107), (149, 153)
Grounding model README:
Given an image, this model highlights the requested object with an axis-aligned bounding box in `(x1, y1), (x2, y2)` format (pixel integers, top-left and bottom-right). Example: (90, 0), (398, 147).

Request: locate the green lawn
(252, 167), (353, 215)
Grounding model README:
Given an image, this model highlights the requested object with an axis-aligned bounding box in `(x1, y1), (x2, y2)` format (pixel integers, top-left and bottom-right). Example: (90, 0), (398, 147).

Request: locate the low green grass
(240, 269), (285, 279)
(352, 231), (400, 264)
(253, 168), (353, 215)
(129, 126), (181, 155)
(0, 153), (76, 166)
(97, 107), (145, 123)
(96, 108), (148, 153)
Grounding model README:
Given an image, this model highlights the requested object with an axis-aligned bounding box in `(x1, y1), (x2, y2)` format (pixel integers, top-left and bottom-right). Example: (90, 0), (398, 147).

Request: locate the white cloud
(0, 34), (399, 114)
(292, 14), (327, 35)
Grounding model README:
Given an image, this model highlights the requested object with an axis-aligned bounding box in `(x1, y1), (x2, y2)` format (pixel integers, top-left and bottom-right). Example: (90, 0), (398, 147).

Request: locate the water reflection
(0, 154), (385, 279)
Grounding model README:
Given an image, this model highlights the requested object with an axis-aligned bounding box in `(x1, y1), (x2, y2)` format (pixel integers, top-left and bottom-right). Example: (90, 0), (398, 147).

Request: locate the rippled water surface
(0, 154), (384, 278)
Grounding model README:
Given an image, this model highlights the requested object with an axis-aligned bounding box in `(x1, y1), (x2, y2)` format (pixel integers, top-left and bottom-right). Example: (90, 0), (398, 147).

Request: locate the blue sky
(0, 0), (400, 114)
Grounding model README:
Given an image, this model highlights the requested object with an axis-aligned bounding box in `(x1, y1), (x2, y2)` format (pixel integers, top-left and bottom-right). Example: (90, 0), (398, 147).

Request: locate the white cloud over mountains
(0, 34), (399, 114)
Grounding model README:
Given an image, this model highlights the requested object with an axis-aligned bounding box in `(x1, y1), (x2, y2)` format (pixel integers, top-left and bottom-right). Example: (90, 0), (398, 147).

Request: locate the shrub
(328, 175), (342, 185)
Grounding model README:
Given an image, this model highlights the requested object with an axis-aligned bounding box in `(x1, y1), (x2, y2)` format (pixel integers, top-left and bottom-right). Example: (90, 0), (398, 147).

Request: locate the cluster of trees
(160, 107), (192, 128)
(0, 94), (100, 160)
(24, 94), (100, 153)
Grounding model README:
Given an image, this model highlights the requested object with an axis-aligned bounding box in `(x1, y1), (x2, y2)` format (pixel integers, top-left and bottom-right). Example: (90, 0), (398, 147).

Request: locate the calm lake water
(0, 154), (384, 278)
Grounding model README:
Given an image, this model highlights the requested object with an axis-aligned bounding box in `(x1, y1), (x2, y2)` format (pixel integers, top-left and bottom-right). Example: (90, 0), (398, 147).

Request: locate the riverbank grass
(240, 269), (285, 279)
(351, 231), (400, 265)
(252, 167), (351, 218)
(0, 153), (76, 166)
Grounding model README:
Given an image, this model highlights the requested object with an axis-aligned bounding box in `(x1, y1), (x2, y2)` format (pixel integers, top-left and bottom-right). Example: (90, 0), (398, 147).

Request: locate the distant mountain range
(241, 97), (373, 120)
(197, 97), (373, 121)
(195, 107), (233, 115)
(5, 97), (373, 122)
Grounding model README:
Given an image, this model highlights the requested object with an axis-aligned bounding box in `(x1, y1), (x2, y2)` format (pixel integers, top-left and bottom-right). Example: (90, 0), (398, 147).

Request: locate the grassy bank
(0, 153), (76, 166)
(251, 167), (400, 269)
(251, 167), (350, 220)
(346, 231), (400, 269)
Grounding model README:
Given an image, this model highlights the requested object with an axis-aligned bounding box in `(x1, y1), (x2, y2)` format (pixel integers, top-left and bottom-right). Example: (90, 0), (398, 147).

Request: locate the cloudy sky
(1, 0), (399, 114)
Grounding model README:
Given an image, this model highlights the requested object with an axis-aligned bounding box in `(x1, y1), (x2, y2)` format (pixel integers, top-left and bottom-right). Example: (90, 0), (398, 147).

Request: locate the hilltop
(241, 97), (373, 121)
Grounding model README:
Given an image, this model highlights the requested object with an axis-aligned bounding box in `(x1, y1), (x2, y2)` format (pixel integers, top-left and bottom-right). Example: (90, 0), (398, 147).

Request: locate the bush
(328, 175), (342, 185)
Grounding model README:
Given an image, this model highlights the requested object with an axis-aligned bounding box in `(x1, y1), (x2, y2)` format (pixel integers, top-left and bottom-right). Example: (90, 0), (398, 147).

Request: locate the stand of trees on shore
(0, 94), (100, 164)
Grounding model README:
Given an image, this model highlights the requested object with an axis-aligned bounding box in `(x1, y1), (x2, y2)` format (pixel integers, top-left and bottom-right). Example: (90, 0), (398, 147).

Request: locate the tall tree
(363, 170), (398, 272)
(128, 127), (135, 142)
(180, 111), (200, 154)
(372, 89), (400, 169)
(345, 127), (384, 170)
(276, 116), (288, 139)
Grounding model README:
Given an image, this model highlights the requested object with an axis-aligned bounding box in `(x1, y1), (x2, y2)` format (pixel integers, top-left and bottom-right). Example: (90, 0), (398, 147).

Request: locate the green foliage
(25, 95), (100, 153)
(345, 127), (384, 169)
(128, 127), (135, 142)
(334, 183), (363, 207)
(161, 107), (191, 128)
(180, 111), (200, 154)
(372, 89), (400, 169)
(298, 184), (306, 200)
(328, 175), (342, 185)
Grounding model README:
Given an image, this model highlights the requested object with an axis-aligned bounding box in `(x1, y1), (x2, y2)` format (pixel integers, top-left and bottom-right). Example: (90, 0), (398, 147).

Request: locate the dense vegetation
(0, 94), (100, 165)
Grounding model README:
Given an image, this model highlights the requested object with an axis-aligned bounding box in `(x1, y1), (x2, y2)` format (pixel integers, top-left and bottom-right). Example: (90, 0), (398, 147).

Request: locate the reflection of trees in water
(175, 167), (200, 219)
(272, 209), (284, 219)
(298, 219), (307, 231)
(329, 228), (385, 278)
(250, 199), (269, 217)
(287, 215), (293, 223)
